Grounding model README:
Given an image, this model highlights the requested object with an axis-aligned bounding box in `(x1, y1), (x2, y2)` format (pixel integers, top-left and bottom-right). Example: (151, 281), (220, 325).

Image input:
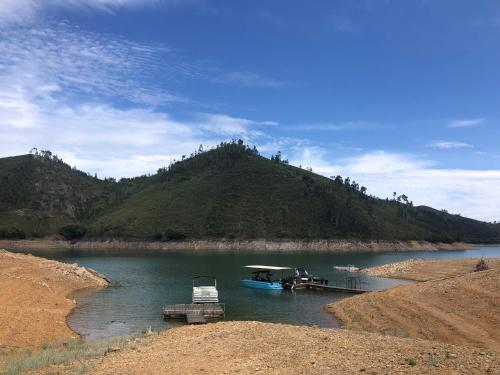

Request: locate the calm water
(25, 246), (500, 340)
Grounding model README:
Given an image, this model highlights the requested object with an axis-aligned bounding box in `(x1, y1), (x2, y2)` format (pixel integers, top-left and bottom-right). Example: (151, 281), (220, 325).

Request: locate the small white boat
(192, 276), (219, 303)
(333, 265), (360, 272)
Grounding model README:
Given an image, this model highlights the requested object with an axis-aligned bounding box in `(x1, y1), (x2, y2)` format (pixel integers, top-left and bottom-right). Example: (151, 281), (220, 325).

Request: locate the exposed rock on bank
(0, 239), (473, 252)
(0, 249), (109, 351)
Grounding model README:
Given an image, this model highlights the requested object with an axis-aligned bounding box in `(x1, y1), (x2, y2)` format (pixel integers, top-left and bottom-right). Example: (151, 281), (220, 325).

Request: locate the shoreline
(36, 321), (500, 374)
(327, 258), (500, 351)
(0, 250), (109, 351)
(0, 238), (478, 253)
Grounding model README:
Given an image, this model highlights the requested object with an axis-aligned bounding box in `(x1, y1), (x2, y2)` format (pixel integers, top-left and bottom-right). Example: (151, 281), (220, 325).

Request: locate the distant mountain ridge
(0, 143), (498, 243)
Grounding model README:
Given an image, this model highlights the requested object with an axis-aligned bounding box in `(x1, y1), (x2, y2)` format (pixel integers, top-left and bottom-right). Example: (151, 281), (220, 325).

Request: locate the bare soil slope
(0, 249), (108, 351)
(38, 321), (499, 375)
(329, 263), (500, 351)
(362, 257), (500, 281)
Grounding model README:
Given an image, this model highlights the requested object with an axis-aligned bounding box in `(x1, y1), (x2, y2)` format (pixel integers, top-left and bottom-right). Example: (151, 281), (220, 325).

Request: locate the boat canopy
(244, 265), (292, 271)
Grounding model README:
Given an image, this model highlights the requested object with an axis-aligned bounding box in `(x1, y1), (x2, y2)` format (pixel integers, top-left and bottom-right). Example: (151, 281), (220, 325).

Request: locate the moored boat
(241, 265), (292, 290)
(333, 265), (360, 272)
(282, 266), (328, 289)
(192, 276), (219, 303)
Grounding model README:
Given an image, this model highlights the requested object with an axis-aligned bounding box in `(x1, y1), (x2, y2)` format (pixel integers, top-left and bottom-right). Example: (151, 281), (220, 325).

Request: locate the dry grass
(0, 335), (136, 375)
(31, 321), (500, 375)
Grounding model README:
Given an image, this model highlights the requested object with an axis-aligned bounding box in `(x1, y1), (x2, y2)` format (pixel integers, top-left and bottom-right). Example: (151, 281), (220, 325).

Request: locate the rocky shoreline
(0, 238), (475, 252)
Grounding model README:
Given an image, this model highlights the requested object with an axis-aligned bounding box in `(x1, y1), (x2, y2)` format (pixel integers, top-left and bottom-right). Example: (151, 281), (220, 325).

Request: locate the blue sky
(0, 0), (499, 221)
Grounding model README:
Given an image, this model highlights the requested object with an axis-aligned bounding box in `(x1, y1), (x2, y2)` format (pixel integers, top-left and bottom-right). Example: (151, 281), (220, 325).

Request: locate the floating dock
(163, 303), (225, 324)
(288, 282), (368, 294)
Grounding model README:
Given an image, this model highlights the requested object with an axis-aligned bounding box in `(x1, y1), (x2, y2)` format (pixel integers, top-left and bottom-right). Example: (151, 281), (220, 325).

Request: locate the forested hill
(0, 143), (498, 243)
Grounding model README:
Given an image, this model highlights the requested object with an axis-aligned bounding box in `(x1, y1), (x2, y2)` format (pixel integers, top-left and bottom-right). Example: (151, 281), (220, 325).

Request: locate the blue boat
(241, 265), (292, 290)
(241, 279), (284, 290)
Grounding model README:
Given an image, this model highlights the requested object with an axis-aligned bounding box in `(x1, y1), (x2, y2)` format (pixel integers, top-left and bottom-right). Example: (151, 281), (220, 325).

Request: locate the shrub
(58, 224), (87, 240)
(0, 227), (26, 239)
(474, 258), (489, 272)
(406, 357), (417, 366)
(163, 229), (186, 241)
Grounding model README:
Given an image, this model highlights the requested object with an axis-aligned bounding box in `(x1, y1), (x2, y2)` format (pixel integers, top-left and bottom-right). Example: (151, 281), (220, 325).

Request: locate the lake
(25, 246), (500, 340)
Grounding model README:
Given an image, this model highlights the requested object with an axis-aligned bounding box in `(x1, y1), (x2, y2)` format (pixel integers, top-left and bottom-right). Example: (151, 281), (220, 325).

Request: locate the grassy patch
(382, 327), (410, 338)
(406, 357), (417, 366)
(0, 335), (136, 375)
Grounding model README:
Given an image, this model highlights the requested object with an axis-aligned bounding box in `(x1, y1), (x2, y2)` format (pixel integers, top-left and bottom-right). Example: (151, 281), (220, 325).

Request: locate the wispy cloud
(196, 113), (277, 139)
(447, 118), (485, 128)
(0, 0), (194, 26)
(291, 148), (500, 221)
(0, 21), (278, 177)
(430, 141), (473, 149)
(291, 121), (382, 132)
(0, 22), (193, 109)
(216, 71), (291, 89)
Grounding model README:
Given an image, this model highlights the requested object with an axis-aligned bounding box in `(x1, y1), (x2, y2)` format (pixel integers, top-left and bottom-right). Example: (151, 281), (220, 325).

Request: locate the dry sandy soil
(37, 321), (499, 375)
(329, 258), (500, 352)
(362, 257), (500, 281)
(0, 249), (108, 351)
(0, 251), (498, 374)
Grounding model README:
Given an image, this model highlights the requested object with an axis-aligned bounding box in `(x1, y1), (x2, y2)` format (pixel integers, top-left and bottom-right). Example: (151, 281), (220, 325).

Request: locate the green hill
(0, 143), (498, 243)
(0, 152), (115, 238)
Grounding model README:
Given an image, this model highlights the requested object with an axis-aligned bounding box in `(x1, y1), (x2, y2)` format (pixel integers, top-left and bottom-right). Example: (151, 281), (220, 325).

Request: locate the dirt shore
(0, 249), (108, 351)
(362, 257), (500, 281)
(328, 259), (500, 352)
(37, 321), (499, 375)
(0, 238), (474, 253)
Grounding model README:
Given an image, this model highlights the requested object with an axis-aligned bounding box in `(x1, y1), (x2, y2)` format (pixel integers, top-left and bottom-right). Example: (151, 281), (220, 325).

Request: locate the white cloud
(0, 99), (276, 178)
(447, 118), (484, 128)
(0, 21), (279, 178)
(0, 0), (188, 26)
(196, 113), (277, 139)
(292, 148), (500, 221)
(430, 141), (473, 149)
(0, 22), (190, 108)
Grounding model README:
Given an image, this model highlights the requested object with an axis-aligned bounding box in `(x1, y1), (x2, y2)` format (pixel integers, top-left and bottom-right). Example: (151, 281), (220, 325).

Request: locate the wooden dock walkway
(163, 303), (225, 324)
(290, 282), (368, 294)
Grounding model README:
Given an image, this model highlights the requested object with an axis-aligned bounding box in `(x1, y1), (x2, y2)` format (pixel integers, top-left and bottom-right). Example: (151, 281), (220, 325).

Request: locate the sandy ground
(36, 321), (499, 375)
(329, 259), (500, 352)
(362, 257), (500, 281)
(1, 251), (498, 374)
(0, 249), (108, 351)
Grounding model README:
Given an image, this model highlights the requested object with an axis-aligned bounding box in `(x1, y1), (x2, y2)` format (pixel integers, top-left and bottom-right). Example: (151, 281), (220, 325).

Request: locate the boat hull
(241, 279), (283, 290)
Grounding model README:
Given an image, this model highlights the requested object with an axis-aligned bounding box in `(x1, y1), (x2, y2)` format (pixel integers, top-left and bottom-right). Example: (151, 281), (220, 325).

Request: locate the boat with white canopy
(241, 265), (292, 290)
